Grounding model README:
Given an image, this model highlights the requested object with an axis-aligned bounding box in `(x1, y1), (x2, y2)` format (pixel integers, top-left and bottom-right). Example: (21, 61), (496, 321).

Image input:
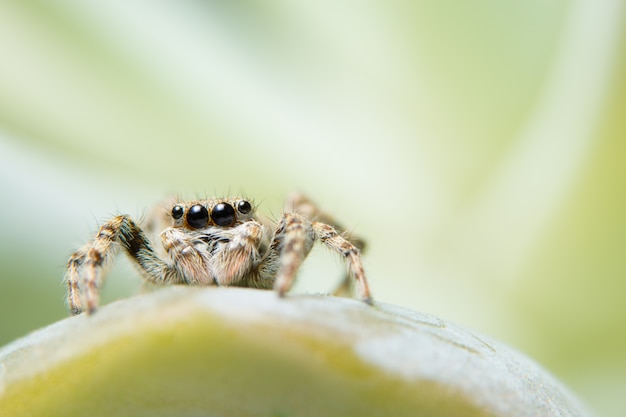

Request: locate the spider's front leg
(65, 215), (181, 315)
(268, 211), (373, 304)
(287, 192), (367, 251)
(287, 193), (368, 297)
(270, 212), (316, 296)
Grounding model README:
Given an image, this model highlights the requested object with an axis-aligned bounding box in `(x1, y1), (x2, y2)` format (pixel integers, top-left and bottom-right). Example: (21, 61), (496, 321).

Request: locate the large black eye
(211, 203), (236, 227)
(237, 200), (252, 214)
(187, 204), (209, 228)
(171, 205), (184, 220)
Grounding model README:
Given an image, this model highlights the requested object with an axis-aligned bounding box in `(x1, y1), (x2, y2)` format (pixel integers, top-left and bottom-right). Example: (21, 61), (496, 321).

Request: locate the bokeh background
(0, 1), (624, 415)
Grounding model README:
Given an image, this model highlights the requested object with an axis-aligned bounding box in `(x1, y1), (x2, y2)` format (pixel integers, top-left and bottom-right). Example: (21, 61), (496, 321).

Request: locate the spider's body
(65, 194), (372, 315)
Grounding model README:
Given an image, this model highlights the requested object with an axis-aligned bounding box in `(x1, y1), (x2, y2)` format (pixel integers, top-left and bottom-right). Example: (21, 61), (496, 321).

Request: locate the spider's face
(169, 198), (255, 230)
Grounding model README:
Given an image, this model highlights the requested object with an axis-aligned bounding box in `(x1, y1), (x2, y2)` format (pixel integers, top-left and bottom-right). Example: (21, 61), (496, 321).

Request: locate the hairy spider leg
(288, 192), (367, 297)
(311, 222), (373, 305)
(271, 212), (373, 305)
(271, 212), (316, 296)
(65, 215), (182, 315)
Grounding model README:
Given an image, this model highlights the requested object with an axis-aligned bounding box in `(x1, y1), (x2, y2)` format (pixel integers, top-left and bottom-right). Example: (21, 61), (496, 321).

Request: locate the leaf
(0, 287), (589, 417)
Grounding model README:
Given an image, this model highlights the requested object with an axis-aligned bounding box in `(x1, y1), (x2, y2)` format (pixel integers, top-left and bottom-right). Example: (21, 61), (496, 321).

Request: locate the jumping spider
(65, 193), (373, 315)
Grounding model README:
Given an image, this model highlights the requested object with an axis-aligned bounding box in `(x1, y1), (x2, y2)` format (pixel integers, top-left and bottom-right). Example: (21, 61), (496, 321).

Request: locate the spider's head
(170, 199), (255, 230)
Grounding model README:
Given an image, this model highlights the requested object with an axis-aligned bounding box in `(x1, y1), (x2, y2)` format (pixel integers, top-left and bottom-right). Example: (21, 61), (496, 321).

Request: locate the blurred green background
(0, 1), (624, 416)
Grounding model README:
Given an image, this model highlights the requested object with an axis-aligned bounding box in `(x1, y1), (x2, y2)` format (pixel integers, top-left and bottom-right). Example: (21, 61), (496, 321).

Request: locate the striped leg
(311, 222), (373, 305)
(287, 193), (368, 297)
(65, 215), (176, 315)
(271, 213), (316, 296)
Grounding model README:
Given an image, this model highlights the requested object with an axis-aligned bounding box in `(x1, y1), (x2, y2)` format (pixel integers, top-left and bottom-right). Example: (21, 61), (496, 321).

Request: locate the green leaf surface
(0, 287), (589, 417)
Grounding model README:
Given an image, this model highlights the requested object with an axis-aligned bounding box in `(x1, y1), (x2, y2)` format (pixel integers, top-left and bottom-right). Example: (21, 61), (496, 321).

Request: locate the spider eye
(211, 203), (236, 227)
(171, 205), (184, 220)
(237, 200), (252, 214)
(187, 205), (209, 229)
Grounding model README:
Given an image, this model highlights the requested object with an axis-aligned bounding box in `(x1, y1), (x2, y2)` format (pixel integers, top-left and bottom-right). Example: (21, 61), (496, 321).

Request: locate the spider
(65, 193), (373, 315)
